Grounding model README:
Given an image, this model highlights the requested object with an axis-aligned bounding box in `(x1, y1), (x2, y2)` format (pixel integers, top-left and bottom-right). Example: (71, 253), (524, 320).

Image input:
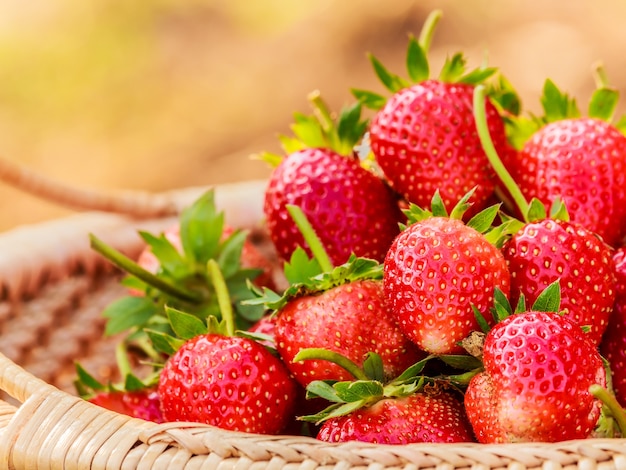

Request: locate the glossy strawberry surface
(465, 311), (606, 443)
(502, 218), (616, 345)
(515, 117), (626, 247)
(264, 147), (402, 265)
(383, 217), (510, 354)
(158, 334), (298, 434)
(369, 80), (510, 212)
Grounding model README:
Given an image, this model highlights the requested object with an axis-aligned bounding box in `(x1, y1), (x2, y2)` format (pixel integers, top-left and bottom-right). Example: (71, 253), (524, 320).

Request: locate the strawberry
(88, 388), (163, 423)
(501, 215), (616, 345)
(504, 76), (626, 247)
(465, 309), (607, 443)
(158, 332), (297, 434)
(261, 93), (402, 266)
(353, 10), (514, 215)
(298, 351), (474, 444)
(383, 191), (511, 354)
(600, 246), (626, 406)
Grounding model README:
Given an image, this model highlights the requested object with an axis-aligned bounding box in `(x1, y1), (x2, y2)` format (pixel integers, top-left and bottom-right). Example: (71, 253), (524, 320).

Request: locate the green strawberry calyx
(255, 91), (369, 166)
(504, 62), (626, 150)
(352, 9), (508, 113)
(402, 188), (517, 249)
(294, 349), (435, 424)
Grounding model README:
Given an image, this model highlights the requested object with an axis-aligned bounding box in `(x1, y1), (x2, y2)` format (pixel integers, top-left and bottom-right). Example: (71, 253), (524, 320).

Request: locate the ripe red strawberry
(369, 80), (511, 212)
(264, 147), (402, 265)
(514, 117), (626, 246)
(502, 217), (616, 345)
(274, 276), (424, 388)
(317, 387), (474, 444)
(464, 310), (606, 443)
(600, 246), (626, 406)
(88, 388), (163, 423)
(158, 333), (298, 434)
(383, 193), (511, 354)
(505, 78), (626, 247)
(354, 11), (515, 214)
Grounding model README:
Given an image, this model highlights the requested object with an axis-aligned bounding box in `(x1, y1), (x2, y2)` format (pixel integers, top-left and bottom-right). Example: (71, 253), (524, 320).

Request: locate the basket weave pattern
(2, 181), (626, 469)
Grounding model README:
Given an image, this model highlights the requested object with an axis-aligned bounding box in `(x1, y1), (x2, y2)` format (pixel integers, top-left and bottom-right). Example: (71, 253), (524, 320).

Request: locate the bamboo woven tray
(2, 179), (626, 470)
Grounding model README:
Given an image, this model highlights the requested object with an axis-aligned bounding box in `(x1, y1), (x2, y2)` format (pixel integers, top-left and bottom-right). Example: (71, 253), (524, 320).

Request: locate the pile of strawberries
(79, 10), (626, 444)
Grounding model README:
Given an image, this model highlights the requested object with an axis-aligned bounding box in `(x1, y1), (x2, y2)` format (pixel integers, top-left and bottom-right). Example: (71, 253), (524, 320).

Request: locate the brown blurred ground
(1, 0), (626, 231)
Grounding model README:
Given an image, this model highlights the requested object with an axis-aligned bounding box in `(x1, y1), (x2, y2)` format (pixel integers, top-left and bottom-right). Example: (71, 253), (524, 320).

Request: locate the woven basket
(2, 179), (626, 470)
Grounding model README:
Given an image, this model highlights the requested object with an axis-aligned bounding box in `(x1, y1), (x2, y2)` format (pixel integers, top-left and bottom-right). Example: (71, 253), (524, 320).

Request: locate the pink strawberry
(158, 333), (298, 434)
(505, 77), (626, 247)
(264, 147), (402, 265)
(354, 11), (514, 214)
(465, 310), (606, 443)
(501, 217), (616, 345)
(383, 193), (510, 354)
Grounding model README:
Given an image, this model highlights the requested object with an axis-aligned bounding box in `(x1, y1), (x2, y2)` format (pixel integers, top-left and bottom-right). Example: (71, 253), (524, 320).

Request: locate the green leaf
(514, 294), (527, 314)
(589, 87), (619, 122)
(527, 198), (548, 222)
(531, 280), (561, 313)
(492, 287), (512, 322)
(334, 380), (384, 402)
(472, 305), (491, 333)
(466, 203), (500, 234)
(368, 53), (410, 93)
(362, 352), (385, 382)
(283, 246), (323, 285)
(615, 114), (626, 135)
(458, 67), (497, 85)
(305, 380), (341, 402)
(278, 135), (306, 154)
(103, 296), (160, 336)
(216, 229), (247, 279)
(438, 53), (466, 83)
(437, 354), (483, 370)
(75, 363), (105, 392)
(541, 79), (580, 122)
(124, 373), (148, 392)
(166, 307), (208, 340)
(138, 231), (188, 278)
(430, 190), (448, 217)
(145, 329), (185, 356)
(179, 190), (224, 265)
(290, 112), (328, 148)
(394, 355), (433, 384)
(549, 197), (570, 221)
(351, 88), (388, 111)
(336, 101), (367, 150)
(406, 35), (429, 83)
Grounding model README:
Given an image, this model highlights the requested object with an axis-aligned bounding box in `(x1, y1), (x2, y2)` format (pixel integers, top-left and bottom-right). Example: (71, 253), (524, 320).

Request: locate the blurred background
(1, 0), (626, 231)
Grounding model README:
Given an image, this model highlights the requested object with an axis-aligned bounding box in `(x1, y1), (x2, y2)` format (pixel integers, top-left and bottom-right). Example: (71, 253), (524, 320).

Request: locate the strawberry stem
(89, 234), (203, 303)
(593, 61), (610, 89)
(473, 84), (530, 221)
(590, 384), (626, 437)
(294, 347), (369, 381)
(207, 258), (235, 337)
(418, 9), (443, 53)
(115, 342), (133, 379)
(286, 204), (334, 272)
